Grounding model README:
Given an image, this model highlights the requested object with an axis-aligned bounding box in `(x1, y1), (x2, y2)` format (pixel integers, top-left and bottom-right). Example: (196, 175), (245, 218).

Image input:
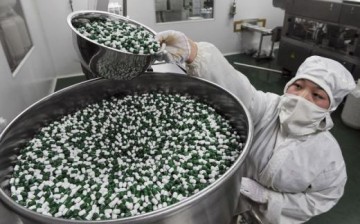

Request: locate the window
(155, 0), (214, 23)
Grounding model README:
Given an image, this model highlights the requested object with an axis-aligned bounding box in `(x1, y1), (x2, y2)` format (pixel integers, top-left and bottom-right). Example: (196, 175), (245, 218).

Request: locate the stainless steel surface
(277, 0), (360, 78)
(0, 73), (253, 224)
(0, 201), (23, 224)
(272, 0), (285, 9)
(67, 10), (163, 80)
(343, 0), (360, 4)
(151, 62), (187, 74)
(123, 0), (127, 17)
(340, 3), (360, 28)
(286, 0), (342, 22)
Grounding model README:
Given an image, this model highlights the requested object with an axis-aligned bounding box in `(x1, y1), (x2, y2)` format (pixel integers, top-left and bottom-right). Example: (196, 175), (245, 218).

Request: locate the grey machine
(274, 0), (360, 80)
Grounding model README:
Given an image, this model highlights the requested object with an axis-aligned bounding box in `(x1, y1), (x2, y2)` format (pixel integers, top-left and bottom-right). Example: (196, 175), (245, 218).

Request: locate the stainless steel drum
(0, 73), (253, 224)
(67, 10), (164, 80)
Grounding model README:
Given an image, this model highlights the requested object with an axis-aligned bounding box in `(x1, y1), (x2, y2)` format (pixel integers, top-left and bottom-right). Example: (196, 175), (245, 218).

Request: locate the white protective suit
(184, 42), (356, 224)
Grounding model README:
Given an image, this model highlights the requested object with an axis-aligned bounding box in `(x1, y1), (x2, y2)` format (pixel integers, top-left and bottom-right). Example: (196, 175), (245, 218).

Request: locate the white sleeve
(259, 166), (347, 224)
(185, 42), (268, 124)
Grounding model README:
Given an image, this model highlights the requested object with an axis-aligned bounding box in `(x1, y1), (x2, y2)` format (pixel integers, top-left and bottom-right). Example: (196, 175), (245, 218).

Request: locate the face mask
(278, 94), (333, 136)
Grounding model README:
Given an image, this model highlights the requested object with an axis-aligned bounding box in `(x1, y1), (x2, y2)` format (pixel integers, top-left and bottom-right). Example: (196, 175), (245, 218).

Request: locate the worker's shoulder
(258, 91), (281, 109)
(261, 92), (281, 114)
(250, 91), (280, 125)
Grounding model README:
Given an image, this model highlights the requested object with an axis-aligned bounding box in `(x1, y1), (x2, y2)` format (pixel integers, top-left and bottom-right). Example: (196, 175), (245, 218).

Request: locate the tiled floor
(55, 54), (360, 224)
(54, 75), (87, 92)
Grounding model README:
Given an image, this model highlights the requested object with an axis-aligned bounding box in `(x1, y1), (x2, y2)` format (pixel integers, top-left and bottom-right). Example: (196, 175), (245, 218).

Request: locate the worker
(155, 30), (356, 224)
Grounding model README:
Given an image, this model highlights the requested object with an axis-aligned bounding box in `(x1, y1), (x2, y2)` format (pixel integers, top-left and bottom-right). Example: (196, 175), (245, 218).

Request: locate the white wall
(34, 0), (82, 77)
(33, 0), (98, 77)
(0, 0), (55, 123)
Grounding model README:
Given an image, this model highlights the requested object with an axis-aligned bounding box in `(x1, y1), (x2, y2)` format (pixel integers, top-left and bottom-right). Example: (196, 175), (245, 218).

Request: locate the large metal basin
(0, 73), (253, 224)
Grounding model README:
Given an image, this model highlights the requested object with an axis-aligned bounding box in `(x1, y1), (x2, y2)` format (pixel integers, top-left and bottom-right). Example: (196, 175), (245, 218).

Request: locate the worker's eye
(293, 83), (302, 90)
(313, 92), (325, 100)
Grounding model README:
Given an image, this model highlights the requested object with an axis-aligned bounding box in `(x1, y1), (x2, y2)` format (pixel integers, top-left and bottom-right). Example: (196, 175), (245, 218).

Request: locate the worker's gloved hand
(240, 177), (268, 204)
(155, 30), (192, 64)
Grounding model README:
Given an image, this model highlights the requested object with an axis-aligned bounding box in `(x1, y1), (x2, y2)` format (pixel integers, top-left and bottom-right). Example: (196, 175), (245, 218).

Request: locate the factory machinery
(274, 0), (360, 80)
